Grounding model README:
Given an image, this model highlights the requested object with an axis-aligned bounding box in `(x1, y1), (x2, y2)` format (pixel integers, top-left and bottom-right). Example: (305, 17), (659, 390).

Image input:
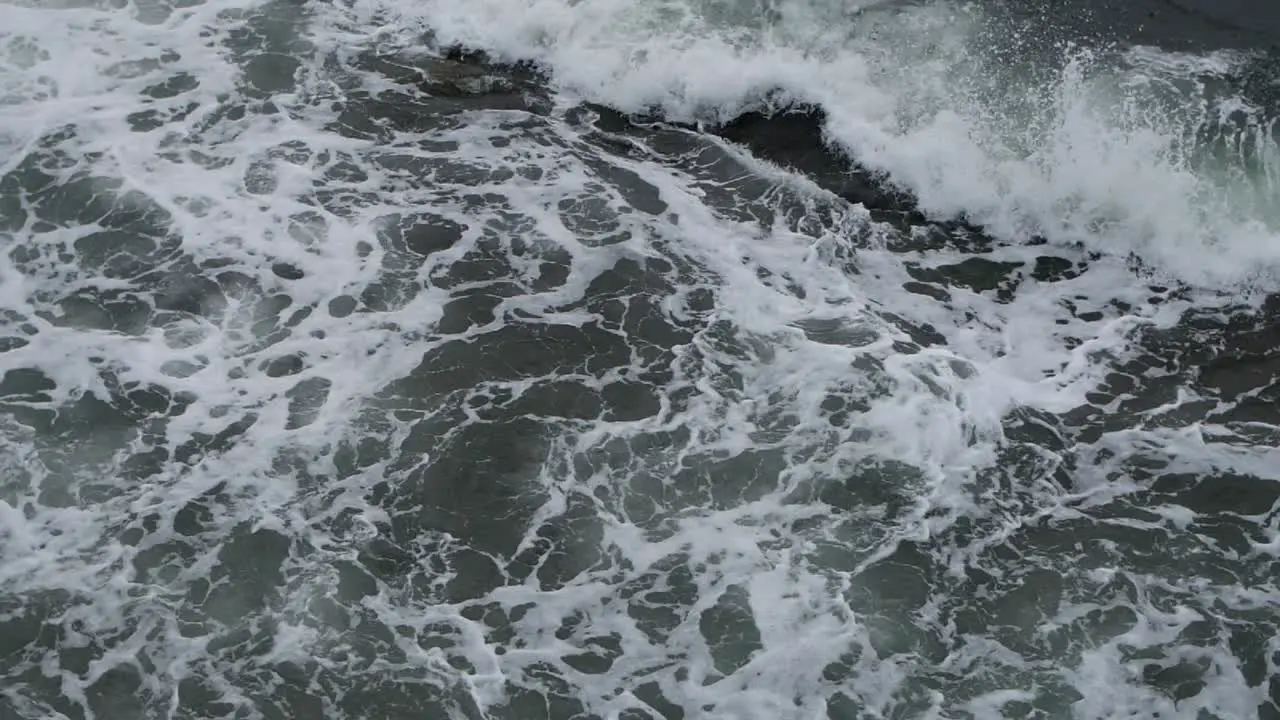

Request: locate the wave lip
(377, 0), (1280, 287)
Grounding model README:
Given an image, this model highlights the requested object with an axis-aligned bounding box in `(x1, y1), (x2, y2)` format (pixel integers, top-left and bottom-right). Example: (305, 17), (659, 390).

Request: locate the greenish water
(1, 0), (1278, 718)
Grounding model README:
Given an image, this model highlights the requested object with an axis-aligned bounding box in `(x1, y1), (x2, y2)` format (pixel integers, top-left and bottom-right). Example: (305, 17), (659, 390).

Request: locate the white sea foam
(1, 0), (1277, 717)
(396, 0), (1280, 287)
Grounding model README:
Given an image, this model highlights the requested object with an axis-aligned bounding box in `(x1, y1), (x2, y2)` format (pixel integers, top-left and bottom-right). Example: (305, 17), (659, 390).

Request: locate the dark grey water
(1, 0), (1278, 718)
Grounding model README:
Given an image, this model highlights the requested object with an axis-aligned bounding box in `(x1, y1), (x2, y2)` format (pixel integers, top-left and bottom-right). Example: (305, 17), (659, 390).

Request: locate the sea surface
(1, 0), (1279, 718)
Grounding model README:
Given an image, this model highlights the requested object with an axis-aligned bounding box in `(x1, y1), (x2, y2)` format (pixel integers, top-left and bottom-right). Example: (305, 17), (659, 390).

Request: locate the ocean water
(1, 0), (1278, 718)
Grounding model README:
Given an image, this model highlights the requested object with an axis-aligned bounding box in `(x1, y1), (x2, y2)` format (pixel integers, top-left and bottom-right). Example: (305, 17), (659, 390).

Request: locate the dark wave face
(995, 0), (1280, 51)
(1, 1), (1278, 719)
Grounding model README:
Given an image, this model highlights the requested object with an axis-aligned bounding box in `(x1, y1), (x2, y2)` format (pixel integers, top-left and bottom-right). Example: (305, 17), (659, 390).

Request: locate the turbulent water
(1, 0), (1279, 718)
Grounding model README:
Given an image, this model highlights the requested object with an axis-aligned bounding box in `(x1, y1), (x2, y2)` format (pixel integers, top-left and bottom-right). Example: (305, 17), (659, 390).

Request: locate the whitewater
(0, 0), (1278, 718)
